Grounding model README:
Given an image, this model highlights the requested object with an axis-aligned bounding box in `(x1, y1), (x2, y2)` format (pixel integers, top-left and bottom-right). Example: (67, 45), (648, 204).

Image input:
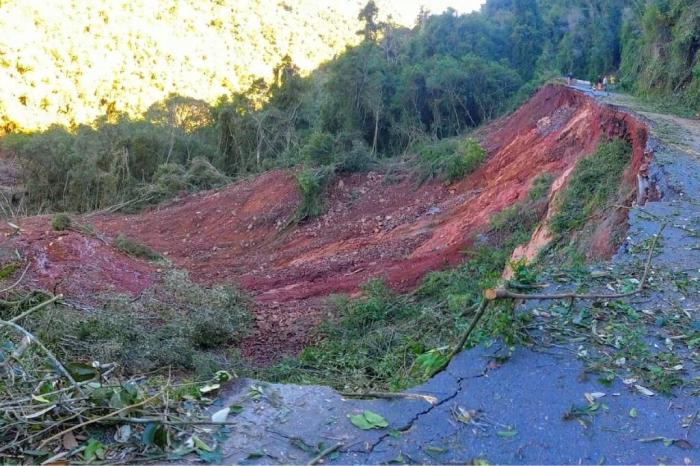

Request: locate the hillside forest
(1, 0), (699, 215)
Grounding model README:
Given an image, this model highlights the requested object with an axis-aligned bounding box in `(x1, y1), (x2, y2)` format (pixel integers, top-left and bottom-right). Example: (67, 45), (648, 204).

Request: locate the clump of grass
(294, 165), (336, 222)
(51, 213), (73, 231)
(550, 138), (631, 236)
(417, 137), (486, 184)
(0, 262), (20, 280)
(113, 234), (162, 261)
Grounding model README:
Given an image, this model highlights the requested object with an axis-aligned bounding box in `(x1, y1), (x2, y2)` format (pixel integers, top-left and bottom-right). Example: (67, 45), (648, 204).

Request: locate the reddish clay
(3, 85), (651, 362)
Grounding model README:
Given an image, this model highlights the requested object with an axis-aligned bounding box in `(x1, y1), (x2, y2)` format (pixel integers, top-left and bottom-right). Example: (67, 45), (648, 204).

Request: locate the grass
(261, 175), (551, 391)
(550, 138), (631, 236)
(113, 234), (163, 261)
(417, 137), (486, 184)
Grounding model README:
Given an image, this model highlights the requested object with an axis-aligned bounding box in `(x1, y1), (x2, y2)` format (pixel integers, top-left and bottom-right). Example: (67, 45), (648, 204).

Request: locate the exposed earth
(2, 85), (653, 361)
(2, 84), (700, 464)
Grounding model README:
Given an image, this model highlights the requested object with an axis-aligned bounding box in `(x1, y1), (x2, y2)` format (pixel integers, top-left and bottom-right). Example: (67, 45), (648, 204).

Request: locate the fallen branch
(9, 294), (63, 323)
(0, 318), (84, 396)
(485, 223), (665, 302)
(0, 262), (30, 294)
(37, 392), (161, 450)
(446, 223), (666, 367)
(340, 391), (438, 404)
(307, 442), (343, 466)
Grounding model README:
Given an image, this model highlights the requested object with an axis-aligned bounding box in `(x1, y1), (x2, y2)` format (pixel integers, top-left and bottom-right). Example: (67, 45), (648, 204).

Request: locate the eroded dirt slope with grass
(2, 85), (651, 361)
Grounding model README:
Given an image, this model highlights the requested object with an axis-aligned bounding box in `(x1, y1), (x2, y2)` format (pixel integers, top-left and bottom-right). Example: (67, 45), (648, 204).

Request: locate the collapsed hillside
(1, 85), (653, 361)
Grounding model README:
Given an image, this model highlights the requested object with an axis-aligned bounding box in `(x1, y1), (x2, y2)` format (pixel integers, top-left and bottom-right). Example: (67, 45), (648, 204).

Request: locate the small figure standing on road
(602, 76), (608, 94)
(567, 72), (573, 85)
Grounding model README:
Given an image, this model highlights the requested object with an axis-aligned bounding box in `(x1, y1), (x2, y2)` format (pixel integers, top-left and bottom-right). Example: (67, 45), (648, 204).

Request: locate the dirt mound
(2, 85), (652, 361)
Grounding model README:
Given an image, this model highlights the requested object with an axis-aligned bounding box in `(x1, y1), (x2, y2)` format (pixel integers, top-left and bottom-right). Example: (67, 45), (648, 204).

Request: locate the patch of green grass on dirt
(550, 138), (631, 237)
(113, 233), (163, 261)
(260, 174), (553, 391)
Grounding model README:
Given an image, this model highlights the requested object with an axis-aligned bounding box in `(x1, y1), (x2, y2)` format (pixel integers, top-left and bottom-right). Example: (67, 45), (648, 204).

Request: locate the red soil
(1, 85), (652, 362)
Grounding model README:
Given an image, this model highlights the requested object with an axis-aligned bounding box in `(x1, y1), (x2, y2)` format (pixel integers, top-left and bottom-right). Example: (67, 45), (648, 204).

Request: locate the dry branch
(446, 223), (666, 368)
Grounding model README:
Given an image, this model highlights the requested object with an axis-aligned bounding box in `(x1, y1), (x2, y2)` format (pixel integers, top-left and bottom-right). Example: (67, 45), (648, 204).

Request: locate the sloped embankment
(3, 84), (652, 360)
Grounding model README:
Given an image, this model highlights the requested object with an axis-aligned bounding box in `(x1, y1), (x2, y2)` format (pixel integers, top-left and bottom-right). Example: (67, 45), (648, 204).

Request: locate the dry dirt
(1, 85), (653, 361)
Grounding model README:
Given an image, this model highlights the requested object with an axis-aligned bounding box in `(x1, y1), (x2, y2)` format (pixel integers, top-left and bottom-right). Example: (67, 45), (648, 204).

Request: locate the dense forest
(2, 0), (698, 214)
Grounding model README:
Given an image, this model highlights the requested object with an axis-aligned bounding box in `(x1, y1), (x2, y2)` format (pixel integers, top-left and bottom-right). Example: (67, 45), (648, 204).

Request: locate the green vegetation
(417, 137), (487, 183)
(51, 213), (73, 231)
(3, 0), (642, 215)
(294, 166), (337, 222)
(262, 176), (552, 391)
(2, 270), (252, 377)
(620, 0), (700, 111)
(113, 234), (163, 261)
(550, 138), (631, 236)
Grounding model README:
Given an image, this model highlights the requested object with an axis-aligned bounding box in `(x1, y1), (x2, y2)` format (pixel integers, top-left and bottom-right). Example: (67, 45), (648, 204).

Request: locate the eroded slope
(2, 85), (652, 360)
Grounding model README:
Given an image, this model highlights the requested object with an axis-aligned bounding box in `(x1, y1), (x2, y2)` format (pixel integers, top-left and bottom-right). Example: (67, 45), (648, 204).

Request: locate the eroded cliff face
(1, 85), (652, 360)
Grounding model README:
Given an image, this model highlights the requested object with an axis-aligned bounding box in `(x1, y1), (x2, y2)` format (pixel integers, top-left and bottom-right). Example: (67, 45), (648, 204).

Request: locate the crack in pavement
(345, 366), (489, 455)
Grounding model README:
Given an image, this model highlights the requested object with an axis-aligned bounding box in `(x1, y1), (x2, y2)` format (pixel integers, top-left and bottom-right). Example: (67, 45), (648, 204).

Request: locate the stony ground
(211, 88), (700, 464)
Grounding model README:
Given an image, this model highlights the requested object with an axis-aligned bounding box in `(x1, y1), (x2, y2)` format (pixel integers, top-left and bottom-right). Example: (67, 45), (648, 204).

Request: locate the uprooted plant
(0, 266), (254, 463)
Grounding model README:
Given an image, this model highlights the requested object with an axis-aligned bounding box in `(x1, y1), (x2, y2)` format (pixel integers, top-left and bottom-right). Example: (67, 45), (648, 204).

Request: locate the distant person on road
(602, 76), (609, 94)
(567, 72), (573, 85)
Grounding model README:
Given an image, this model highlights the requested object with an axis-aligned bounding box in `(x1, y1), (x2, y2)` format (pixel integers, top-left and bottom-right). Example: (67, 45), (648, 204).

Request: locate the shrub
(295, 166), (336, 221)
(301, 131), (335, 166)
(337, 140), (376, 174)
(550, 138), (631, 235)
(113, 234), (162, 261)
(186, 157), (229, 189)
(51, 213), (73, 231)
(31, 270), (252, 376)
(417, 137), (486, 183)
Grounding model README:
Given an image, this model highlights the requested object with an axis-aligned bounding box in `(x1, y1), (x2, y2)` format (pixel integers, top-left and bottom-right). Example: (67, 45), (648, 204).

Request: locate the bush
(113, 234), (162, 261)
(417, 137), (486, 183)
(550, 139), (631, 235)
(186, 157), (229, 189)
(32, 270), (252, 376)
(337, 140), (376, 174)
(51, 213), (73, 231)
(295, 166), (336, 221)
(301, 131), (335, 166)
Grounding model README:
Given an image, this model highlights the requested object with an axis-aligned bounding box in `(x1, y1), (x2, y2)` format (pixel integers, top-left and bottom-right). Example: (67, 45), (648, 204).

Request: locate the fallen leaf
(349, 410), (388, 430)
(114, 424), (131, 443)
(497, 429), (517, 438)
(62, 431), (79, 450)
(634, 384), (655, 396)
(211, 407), (230, 423)
(629, 408), (638, 418)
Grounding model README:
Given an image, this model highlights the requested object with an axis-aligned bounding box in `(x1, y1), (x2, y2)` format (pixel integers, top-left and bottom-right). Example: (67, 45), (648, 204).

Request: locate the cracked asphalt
(215, 89), (700, 464)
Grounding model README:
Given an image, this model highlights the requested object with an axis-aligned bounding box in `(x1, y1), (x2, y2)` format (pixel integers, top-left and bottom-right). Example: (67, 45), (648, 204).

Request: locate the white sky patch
(375, 0), (487, 26)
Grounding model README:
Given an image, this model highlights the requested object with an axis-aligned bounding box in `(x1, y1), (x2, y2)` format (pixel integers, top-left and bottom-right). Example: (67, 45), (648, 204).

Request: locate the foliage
(294, 166), (336, 222)
(417, 137), (486, 183)
(550, 139), (631, 236)
(619, 0), (700, 110)
(51, 213), (73, 231)
(113, 234), (163, 261)
(10, 270), (253, 376)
